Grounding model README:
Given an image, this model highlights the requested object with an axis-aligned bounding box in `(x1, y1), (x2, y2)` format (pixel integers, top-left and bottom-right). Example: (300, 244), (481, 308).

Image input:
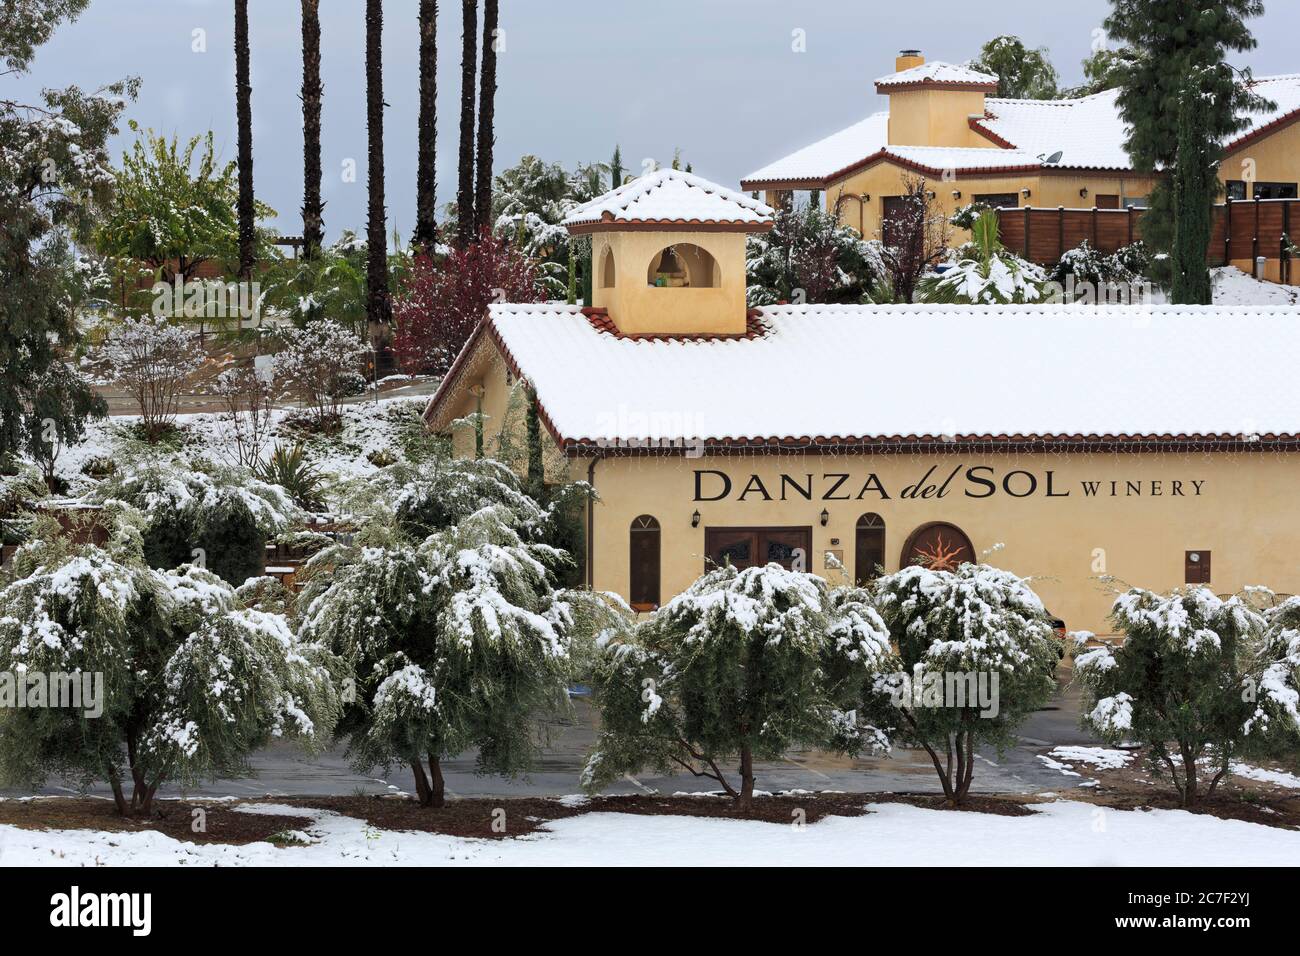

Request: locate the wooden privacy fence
(996, 199), (1299, 283)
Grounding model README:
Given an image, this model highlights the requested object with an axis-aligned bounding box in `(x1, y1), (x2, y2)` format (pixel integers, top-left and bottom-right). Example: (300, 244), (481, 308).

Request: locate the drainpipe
(585, 454), (599, 590)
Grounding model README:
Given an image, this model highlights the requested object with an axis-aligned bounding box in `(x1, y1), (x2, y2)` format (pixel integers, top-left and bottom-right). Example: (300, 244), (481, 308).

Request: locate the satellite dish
(1040, 150), (1064, 165)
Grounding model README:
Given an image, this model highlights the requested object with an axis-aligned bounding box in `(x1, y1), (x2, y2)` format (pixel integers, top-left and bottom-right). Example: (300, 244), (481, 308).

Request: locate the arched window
(600, 246), (616, 288)
(629, 515), (661, 611)
(901, 522), (975, 572)
(855, 513), (886, 584)
(646, 243), (720, 288)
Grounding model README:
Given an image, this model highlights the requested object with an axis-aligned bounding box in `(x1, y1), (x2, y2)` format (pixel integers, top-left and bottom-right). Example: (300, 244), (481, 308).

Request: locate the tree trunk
(234, 0), (256, 280)
(410, 758), (432, 806)
(300, 0), (325, 259)
(456, 0), (479, 246)
(364, 0), (393, 338)
(472, 0), (498, 236)
(429, 755), (446, 809)
(1180, 742), (1200, 807)
(736, 744), (755, 811)
(108, 769), (129, 816)
(413, 0), (439, 250)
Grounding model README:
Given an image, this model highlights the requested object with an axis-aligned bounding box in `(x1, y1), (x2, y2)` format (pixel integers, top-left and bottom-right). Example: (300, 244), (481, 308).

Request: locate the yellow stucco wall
(583, 450), (1300, 636)
(885, 88), (993, 148)
(1222, 118), (1300, 193)
(590, 229), (749, 335)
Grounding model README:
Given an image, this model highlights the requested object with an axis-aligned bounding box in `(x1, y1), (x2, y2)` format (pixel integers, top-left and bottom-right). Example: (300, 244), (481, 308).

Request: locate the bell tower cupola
(563, 168), (773, 336)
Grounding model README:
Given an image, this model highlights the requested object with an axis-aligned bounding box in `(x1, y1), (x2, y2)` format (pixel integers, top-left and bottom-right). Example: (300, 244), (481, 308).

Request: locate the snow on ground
(1210, 266), (1300, 306)
(1044, 747), (1134, 772)
(1230, 763), (1300, 789)
(3, 799), (1297, 867)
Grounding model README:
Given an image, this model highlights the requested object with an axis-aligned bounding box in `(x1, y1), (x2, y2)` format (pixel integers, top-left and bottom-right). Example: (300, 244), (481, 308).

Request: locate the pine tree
(473, 0), (499, 236)
(413, 0), (438, 251)
(970, 35), (1059, 99)
(1171, 82), (1214, 305)
(0, 0), (129, 466)
(234, 0), (255, 280)
(456, 0), (479, 246)
(300, 0), (325, 259)
(609, 144), (623, 189)
(364, 0), (393, 337)
(585, 564), (891, 809)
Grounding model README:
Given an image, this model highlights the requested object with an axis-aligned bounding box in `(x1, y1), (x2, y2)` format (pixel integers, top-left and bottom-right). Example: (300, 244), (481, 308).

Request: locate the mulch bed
(0, 798), (316, 846)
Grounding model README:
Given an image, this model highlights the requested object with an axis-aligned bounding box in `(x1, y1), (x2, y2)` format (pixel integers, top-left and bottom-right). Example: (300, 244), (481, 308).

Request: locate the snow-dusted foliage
(583, 562), (892, 807)
(1076, 586), (1271, 806)
(297, 501), (576, 807)
(862, 563), (1059, 803)
(100, 316), (205, 439)
(1253, 597), (1300, 744)
(746, 201), (888, 306)
(1046, 239), (1150, 302)
(0, 542), (339, 815)
(272, 319), (367, 429)
(919, 210), (1046, 304)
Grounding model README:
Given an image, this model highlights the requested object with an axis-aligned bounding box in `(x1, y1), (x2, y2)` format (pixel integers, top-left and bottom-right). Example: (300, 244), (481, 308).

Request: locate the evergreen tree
(1171, 81), (1215, 304)
(413, 0), (438, 251)
(609, 144), (623, 189)
(862, 564), (1059, 805)
(300, 0), (325, 259)
(234, 0), (255, 280)
(584, 563), (892, 810)
(970, 35), (1059, 99)
(0, 0), (133, 466)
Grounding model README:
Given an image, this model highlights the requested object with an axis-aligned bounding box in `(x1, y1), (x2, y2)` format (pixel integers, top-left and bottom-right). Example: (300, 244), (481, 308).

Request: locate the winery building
(423, 168), (1300, 636)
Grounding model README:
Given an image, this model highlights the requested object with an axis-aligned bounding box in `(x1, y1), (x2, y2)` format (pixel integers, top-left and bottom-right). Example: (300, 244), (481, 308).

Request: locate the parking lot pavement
(2, 676), (1099, 802)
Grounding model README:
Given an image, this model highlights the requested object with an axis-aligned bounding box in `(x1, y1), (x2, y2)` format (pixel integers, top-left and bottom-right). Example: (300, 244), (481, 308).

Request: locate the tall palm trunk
(472, 0), (498, 235)
(300, 0), (324, 259)
(413, 0), (438, 251)
(455, 0), (478, 247)
(235, 0), (255, 280)
(364, 0), (392, 345)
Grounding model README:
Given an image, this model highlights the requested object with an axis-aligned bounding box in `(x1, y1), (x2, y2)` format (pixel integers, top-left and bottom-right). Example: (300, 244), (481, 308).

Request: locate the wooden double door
(704, 527), (812, 573)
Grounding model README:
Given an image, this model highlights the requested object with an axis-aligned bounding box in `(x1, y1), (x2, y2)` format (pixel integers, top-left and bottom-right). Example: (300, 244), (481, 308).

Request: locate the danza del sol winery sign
(692, 466), (1207, 502)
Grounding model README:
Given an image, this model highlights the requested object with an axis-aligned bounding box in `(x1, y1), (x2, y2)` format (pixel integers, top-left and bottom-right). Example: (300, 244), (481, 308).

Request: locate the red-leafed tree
(393, 233), (544, 375)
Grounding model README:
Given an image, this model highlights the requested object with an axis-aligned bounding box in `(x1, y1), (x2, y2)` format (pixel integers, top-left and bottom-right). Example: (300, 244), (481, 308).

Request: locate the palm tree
(413, 0), (439, 251)
(235, 0), (255, 279)
(300, 0), (324, 259)
(473, 0), (498, 235)
(365, 0), (392, 340)
(456, 0), (478, 246)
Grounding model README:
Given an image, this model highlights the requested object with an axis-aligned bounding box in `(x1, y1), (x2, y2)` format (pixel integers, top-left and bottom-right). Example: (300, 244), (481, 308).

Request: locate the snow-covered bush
(862, 564), (1059, 804)
(0, 544), (339, 816)
(918, 210), (1046, 304)
(746, 202), (888, 306)
(102, 316), (205, 440)
(298, 503), (577, 807)
(1252, 596), (1300, 749)
(272, 319), (367, 431)
(214, 362), (276, 468)
(88, 457), (299, 585)
(1075, 586), (1271, 806)
(583, 563), (892, 809)
(1045, 239), (1149, 302)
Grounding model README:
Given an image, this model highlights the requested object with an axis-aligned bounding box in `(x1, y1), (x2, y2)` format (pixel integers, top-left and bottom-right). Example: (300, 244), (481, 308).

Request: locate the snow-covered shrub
(862, 563), (1059, 804)
(214, 363), (276, 468)
(918, 210), (1046, 304)
(1075, 586), (1270, 806)
(102, 316), (205, 440)
(272, 319), (367, 431)
(1252, 596), (1300, 749)
(583, 563), (892, 809)
(297, 503), (577, 807)
(88, 457), (299, 585)
(0, 544), (339, 816)
(1045, 239), (1149, 302)
(746, 202), (888, 306)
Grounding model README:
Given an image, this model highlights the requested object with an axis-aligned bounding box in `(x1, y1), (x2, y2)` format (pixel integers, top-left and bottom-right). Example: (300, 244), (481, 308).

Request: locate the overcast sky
(16, 0), (1300, 241)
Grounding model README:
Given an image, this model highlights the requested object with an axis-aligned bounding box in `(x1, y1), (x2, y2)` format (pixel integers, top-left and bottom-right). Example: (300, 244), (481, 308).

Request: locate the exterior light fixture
(820, 509), (830, 527)
(862, 193), (871, 202)
(1021, 187), (1032, 198)
(1079, 187), (1089, 198)
(691, 510), (701, 528)
(951, 190), (962, 200)
(925, 190), (937, 200)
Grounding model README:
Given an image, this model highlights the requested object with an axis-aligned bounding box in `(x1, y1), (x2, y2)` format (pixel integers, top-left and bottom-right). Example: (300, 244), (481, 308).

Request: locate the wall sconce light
(925, 190), (937, 200)
(1079, 187), (1089, 199)
(1021, 188), (1032, 198)
(691, 510), (701, 528)
(951, 190), (962, 200)
(862, 193), (871, 202)
(820, 509), (830, 527)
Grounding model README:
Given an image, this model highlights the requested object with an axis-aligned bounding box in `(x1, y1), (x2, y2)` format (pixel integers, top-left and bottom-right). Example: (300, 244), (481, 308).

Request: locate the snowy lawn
(3, 798), (1298, 866)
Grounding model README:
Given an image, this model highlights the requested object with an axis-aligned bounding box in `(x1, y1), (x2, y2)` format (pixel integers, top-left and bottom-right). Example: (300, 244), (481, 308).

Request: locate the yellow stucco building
(740, 50), (1300, 257)
(425, 168), (1300, 638)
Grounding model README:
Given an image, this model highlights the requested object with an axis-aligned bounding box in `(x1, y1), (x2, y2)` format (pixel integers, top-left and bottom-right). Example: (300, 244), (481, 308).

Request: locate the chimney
(895, 49), (924, 72)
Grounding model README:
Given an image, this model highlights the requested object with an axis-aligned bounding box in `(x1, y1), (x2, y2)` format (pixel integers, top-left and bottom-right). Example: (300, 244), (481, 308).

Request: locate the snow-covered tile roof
(875, 60), (999, 90)
(740, 112), (889, 187)
(974, 90), (1135, 170)
(563, 168), (773, 229)
(1229, 73), (1300, 146)
(881, 144), (1039, 173)
(436, 303), (1300, 447)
